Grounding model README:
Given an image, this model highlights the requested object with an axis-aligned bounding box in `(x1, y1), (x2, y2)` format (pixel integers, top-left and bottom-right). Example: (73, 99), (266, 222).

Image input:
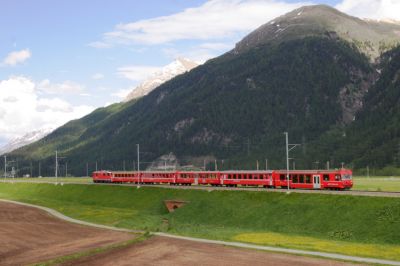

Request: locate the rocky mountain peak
(233, 4), (400, 59)
(124, 58), (199, 102)
(0, 128), (53, 155)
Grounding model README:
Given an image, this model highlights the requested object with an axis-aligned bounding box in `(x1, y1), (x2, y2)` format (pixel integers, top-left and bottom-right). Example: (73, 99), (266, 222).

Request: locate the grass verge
(353, 177), (400, 192)
(233, 232), (400, 261)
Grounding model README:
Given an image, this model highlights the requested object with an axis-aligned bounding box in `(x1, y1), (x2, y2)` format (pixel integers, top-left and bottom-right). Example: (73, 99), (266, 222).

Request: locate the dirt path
(0, 202), (135, 266)
(60, 236), (361, 266)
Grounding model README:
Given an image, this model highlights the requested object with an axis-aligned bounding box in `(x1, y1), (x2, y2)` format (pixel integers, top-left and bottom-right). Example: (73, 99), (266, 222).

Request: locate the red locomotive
(92, 168), (353, 190)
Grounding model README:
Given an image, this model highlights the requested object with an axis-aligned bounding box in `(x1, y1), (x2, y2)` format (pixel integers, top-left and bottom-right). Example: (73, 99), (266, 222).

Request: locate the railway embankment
(0, 182), (399, 261)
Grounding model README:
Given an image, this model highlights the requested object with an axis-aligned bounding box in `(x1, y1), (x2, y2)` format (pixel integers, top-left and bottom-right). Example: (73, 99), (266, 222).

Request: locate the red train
(92, 168), (353, 190)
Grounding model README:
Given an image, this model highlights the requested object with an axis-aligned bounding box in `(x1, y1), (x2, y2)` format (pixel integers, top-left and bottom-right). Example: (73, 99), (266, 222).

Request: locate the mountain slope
(124, 58), (199, 102)
(308, 46), (400, 169)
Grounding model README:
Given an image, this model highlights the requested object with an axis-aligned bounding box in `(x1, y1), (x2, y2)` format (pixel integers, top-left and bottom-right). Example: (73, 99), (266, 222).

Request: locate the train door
(313, 175), (320, 189)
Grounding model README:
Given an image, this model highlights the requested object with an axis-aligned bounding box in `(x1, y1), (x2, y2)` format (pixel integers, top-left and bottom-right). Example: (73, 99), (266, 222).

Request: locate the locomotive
(92, 168), (353, 190)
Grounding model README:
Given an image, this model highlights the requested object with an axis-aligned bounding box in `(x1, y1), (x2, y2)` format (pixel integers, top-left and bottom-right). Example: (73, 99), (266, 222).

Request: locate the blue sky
(0, 0), (399, 146)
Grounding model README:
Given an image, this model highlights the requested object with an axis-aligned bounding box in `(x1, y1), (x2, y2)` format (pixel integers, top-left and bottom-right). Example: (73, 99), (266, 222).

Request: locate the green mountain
(7, 5), (400, 176)
(235, 5), (400, 59)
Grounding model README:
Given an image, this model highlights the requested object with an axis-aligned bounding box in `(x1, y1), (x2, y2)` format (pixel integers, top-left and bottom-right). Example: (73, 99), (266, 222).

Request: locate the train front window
(342, 174), (352, 180)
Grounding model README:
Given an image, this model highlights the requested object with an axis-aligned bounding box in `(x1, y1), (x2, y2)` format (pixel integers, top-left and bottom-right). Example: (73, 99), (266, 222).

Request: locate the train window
(280, 174), (285, 181)
(233, 174), (236, 179)
(323, 175), (329, 181)
(335, 175), (341, 181)
(249, 174), (252, 179)
(306, 175), (311, 183)
(292, 175), (298, 183)
(299, 175), (304, 183)
(342, 174), (352, 180)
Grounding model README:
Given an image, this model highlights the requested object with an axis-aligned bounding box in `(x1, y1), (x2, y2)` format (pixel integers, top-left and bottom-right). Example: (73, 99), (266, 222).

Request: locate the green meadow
(353, 177), (400, 192)
(0, 183), (400, 261)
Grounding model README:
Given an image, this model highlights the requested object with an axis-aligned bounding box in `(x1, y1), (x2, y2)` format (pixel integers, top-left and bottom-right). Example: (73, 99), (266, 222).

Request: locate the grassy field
(353, 177), (400, 192)
(0, 183), (400, 261)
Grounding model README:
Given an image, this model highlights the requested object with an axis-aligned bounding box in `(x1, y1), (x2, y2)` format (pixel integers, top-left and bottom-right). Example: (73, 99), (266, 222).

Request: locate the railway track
(1, 179), (400, 198)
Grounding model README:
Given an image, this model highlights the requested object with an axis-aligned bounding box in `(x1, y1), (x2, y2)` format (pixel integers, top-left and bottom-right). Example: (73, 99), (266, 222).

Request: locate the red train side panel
(92, 169), (353, 190)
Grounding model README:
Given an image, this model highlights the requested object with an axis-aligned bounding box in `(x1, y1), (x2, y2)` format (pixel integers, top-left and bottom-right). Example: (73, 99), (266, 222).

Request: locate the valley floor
(0, 200), (360, 266)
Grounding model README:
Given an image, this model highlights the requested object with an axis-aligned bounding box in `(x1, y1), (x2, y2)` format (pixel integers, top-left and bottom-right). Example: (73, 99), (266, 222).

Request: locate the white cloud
(91, 73), (104, 80)
(87, 41), (112, 49)
(336, 0), (400, 21)
(2, 49), (31, 66)
(163, 42), (234, 63)
(0, 76), (94, 142)
(111, 89), (132, 99)
(116, 66), (162, 81)
(37, 79), (85, 94)
(94, 0), (308, 46)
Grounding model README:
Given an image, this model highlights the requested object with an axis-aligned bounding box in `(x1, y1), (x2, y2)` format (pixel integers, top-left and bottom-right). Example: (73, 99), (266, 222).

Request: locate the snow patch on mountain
(124, 58), (199, 102)
(0, 128), (53, 155)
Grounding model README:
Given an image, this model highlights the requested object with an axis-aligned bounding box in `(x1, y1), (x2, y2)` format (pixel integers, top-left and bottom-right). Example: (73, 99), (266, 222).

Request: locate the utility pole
(265, 159), (268, 170)
(123, 160), (126, 171)
(256, 160), (259, 170)
(86, 162), (89, 177)
(137, 144), (140, 172)
(293, 161), (295, 170)
(203, 159), (206, 171)
(367, 165), (370, 178)
(285, 132), (289, 192)
(95, 161), (98, 171)
(30, 161), (32, 177)
(326, 161), (330, 170)
(65, 162), (68, 177)
(4, 155), (6, 178)
(214, 159), (217, 171)
(284, 132), (299, 192)
(341, 162), (344, 169)
(55, 150), (58, 180)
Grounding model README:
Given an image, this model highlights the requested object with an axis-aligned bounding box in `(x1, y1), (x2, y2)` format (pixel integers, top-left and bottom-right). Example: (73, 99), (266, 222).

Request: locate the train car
(92, 168), (352, 190)
(92, 170), (114, 183)
(220, 171), (274, 187)
(272, 169), (353, 190)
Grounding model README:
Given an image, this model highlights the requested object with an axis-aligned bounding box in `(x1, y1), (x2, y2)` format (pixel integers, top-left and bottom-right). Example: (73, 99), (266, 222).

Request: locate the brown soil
(61, 236), (363, 266)
(0, 202), (135, 266)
